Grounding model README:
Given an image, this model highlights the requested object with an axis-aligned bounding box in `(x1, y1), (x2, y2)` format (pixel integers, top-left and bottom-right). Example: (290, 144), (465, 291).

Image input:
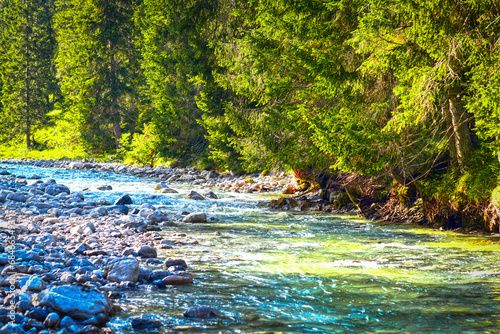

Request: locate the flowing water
(3, 163), (500, 333)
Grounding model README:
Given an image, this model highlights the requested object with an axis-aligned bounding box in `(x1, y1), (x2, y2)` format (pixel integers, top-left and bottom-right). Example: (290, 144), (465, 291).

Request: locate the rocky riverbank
(0, 159), (305, 333)
(0, 157), (495, 333)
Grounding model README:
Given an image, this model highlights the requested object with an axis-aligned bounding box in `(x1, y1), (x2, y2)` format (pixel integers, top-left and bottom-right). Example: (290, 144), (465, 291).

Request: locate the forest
(1, 0), (500, 231)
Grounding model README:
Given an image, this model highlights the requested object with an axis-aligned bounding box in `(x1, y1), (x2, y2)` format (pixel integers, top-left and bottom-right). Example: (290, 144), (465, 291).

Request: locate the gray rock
(43, 312), (60, 328)
(139, 203), (155, 210)
(21, 275), (46, 292)
(90, 207), (107, 217)
(107, 205), (128, 215)
(131, 316), (162, 330)
(37, 234), (58, 245)
(45, 184), (70, 196)
(163, 258), (187, 270)
(139, 208), (155, 218)
(59, 272), (75, 284)
(106, 257), (139, 283)
(137, 246), (157, 258)
(37, 285), (112, 321)
(14, 250), (41, 262)
(138, 267), (151, 283)
(147, 210), (168, 223)
(0, 323), (26, 334)
(182, 212), (207, 223)
(60, 315), (76, 328)
(115, 194), (133, 205)
(73, 243), (91, 254)
(186, 190), (205, 200)
(6, 192), (29, 202)
(203, 191), (218, 199)
(96, 185), (112, 191)
(183, 305), (222, 319)
(150, 270), (170, 281)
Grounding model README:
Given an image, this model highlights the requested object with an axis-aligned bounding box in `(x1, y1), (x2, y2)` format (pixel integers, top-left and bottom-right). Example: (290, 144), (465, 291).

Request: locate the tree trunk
(109, 40), (121, 149)
(25, 0), (31, 149)
(445, 86), (472, 172)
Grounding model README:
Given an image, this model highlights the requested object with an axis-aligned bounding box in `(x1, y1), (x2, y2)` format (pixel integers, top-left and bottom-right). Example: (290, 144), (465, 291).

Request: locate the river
(3, 162), (500, 333)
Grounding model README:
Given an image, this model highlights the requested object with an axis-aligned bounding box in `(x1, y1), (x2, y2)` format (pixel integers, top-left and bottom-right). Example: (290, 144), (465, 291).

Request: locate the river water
(3, 163), (500, 333)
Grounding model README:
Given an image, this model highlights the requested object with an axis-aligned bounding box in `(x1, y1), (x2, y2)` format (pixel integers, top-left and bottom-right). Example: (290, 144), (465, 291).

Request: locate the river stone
(6, 192), (29, 202)
(97, 185), (112, 191)
(43, 312), (60, 328)
(107, 205), (129, 215)
(90, 207), (108, 217)
(60, 315), (76, 328)
(37, 285), (111, 321)
(37, 234), (58, 245)
(15, 250), (41, 262)
(182, 212), (207, 223)
(131, 316), (163, 330)
(203, 191), (218, 199)
(183, 305), (222, 319)
(106, 257), (139, 283)
(186, 191), (205, 200)
(163, 258), (187, 270)
(68, 162), (83, 169)
(0, 323), (26, 334)
(137, 246), (157, 258)
(115, 194), (133, 205)
(21, 275), (46, 292)
(139, 208), (155, 218)
(158, 185), (178, 193)
(45, 184), (70, 196)
(147, 210), (168, 222)
(139, 203), (155, 210)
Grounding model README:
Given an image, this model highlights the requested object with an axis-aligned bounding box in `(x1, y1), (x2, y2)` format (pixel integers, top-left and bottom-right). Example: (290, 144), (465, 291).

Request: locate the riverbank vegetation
(1, 0), (500, 231)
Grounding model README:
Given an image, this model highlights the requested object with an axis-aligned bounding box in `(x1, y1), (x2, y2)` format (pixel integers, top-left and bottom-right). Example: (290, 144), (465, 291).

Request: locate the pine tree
(55, 0), (140, 152)
(0, 0), (58, 149)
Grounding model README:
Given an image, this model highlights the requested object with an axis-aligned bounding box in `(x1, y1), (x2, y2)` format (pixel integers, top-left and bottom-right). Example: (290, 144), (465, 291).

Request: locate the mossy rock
(244, 177), (255, 183)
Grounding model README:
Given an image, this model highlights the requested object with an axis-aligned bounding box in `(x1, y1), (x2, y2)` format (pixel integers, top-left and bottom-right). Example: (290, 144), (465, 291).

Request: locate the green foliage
(418, 149), (500, 206)
(54, 0), (141, 153)
(120, 123), (165, 166)
(0, 0), (59, 148)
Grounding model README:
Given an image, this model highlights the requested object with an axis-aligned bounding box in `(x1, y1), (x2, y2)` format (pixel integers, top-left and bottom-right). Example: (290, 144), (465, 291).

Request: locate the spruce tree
(55, 0), (140, 152)
(0, 0), (58, 149)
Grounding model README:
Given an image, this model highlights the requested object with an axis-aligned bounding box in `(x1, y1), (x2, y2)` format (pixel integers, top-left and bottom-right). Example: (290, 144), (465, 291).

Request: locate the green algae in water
(110, 213), (500, 333)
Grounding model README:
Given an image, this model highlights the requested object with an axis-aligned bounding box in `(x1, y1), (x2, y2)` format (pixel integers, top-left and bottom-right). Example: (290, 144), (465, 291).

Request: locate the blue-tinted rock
(43, 312), (60, 328)
(106, 257), (139, 283)
(130, 315), (162, 330)
(107, 205), (129, 215)
(0, 323), (26, 334)
(183, 305), (222, 319)
(65, 258), (95, 269)
(114, 194), (132, 205)
(137, 246), (157, 258)
(60, 316), (76, 328)
(26, 307), (51, 322)
(37, 285), (111, 321)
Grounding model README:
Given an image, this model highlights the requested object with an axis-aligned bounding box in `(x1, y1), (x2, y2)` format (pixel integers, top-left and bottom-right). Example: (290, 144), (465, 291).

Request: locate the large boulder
(182, 212), (207, 223)
(37, 285), (112, 321)
(106, 257), (139, 283)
